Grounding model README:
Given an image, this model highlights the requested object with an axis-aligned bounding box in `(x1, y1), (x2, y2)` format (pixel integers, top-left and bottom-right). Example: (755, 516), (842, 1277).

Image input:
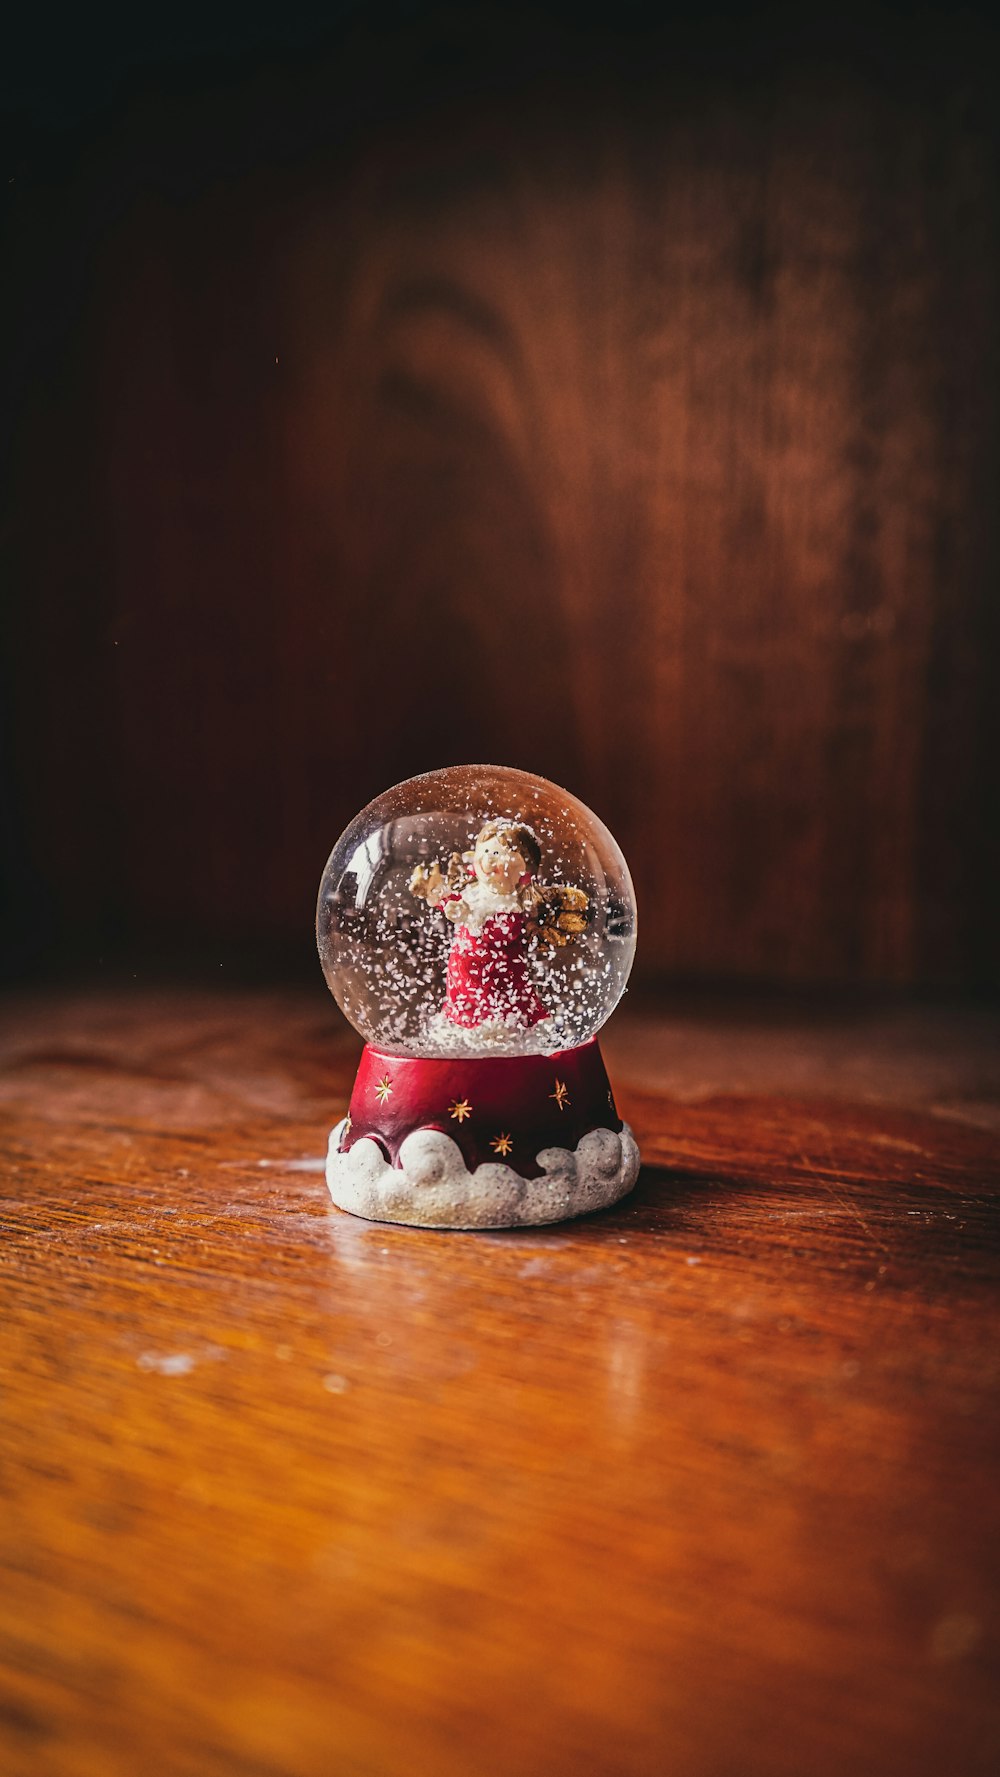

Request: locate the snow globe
(316, 763), (639, 1228)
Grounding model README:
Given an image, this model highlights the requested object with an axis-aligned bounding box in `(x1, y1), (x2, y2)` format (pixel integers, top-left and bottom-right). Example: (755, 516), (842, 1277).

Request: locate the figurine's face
(473, 834), (525, 894)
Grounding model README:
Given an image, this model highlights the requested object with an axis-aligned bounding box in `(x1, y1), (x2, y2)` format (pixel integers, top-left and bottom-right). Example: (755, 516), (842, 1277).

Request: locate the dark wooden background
(3, 3), (998, 990)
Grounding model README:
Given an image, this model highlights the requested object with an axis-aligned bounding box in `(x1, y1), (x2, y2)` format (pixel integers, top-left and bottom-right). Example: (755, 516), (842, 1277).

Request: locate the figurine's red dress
(443, 901), (548, 1030)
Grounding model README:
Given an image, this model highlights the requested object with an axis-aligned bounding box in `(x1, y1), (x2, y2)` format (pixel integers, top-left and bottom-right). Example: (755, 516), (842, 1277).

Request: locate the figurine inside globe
(317, 764), (640, 1229)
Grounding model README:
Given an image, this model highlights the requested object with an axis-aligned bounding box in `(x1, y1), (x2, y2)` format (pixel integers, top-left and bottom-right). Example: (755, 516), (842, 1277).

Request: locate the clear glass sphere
(317, 764), (636, 1058)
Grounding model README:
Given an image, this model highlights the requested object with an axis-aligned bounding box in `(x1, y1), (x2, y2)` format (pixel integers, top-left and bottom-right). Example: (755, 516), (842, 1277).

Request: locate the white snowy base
(325, 1120), (641, 1229)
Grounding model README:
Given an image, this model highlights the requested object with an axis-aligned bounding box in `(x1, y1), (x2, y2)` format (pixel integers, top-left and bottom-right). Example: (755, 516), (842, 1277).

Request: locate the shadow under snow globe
(316, 764), (639, 1228)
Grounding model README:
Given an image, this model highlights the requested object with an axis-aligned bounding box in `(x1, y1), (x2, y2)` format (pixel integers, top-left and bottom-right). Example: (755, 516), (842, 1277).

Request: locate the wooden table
(2, 986), (998, 1776)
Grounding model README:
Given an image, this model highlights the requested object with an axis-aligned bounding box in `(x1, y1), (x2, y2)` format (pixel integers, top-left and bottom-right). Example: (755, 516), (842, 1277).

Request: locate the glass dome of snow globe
(317, 764), (640, 1231)
(316, 762), (636, 1059)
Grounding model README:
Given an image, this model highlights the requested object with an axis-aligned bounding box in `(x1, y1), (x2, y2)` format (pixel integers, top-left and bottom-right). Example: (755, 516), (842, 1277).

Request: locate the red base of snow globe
(325, 1038), (640, 1229)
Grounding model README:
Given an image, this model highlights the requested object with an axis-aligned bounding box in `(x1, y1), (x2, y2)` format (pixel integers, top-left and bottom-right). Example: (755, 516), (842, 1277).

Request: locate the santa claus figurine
(409, 818), (589, 1039)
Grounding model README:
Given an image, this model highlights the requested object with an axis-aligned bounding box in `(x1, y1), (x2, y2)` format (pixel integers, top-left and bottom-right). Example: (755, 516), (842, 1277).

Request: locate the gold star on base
(374, 1075), (393, 1105)
(449, 1098), (473, 1123)
(490, 1132), (513, 1157)
(550, 1078), (570, 1111)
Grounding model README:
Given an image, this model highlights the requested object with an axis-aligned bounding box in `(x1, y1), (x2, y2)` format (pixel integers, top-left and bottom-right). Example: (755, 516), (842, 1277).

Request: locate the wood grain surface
(4, 16), (999, 988)
(2, 985), (999, 1776)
